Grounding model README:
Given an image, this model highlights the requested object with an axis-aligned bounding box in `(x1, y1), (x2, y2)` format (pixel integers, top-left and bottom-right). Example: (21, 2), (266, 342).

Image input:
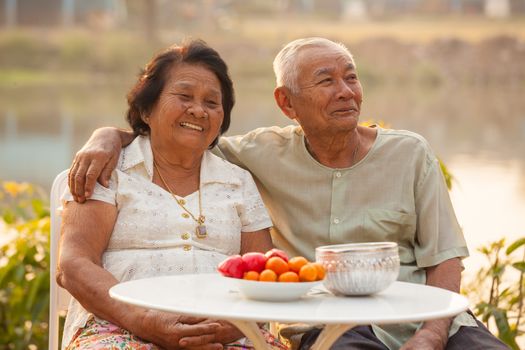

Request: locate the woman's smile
(180, 121), (204, 132)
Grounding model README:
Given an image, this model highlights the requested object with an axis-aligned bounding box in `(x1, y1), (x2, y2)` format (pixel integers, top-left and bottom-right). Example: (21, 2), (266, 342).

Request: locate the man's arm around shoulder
(69, 127), (135, 203)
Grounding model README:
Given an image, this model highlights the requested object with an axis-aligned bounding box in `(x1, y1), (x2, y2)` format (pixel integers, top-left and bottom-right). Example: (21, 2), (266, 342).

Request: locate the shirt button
(181, 233), (190, 240)
(182, 213), (190, 219)
(178, 199), (186, 205)
(183, 245), (192, 251)
(333, 217), (340, 224)
(335, 172), (342, 178)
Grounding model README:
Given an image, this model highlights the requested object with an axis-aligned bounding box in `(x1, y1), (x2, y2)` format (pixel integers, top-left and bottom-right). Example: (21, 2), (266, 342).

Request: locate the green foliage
(0, 181), (50, 350)
(465, 238), (525, 349)
(439, 159), (453, 190)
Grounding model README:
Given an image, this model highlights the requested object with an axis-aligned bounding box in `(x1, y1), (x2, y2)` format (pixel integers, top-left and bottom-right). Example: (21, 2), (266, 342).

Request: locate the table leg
(228, 319), (269, 350)
(310, 323), (356, 350)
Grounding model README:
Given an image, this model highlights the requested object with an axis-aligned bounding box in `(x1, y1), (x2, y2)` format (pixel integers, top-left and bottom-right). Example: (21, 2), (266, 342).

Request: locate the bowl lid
(315, 242), (398, 254)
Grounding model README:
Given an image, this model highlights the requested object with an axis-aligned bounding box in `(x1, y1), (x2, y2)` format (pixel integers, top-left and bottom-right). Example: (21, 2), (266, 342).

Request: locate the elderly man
(68, 38), (507, 349)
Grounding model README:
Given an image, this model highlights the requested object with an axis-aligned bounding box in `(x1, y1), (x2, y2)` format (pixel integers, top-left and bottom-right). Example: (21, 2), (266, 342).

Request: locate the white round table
(109, 273), (469, 350)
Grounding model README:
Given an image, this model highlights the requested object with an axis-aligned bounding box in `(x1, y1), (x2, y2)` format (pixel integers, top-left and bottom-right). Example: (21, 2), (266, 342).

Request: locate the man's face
(287, 46), (363, 136)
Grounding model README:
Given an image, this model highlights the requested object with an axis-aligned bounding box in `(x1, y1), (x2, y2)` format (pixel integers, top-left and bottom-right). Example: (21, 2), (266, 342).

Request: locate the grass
(231, 15), (525, 44)
(0, 16), (524, 87)
(0, 69), (94, 87)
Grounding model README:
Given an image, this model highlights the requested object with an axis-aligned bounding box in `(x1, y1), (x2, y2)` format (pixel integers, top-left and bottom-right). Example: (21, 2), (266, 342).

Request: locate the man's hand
(400, 328), (445, 350)
(401, 258), (463, 350)
(69, 127), (133, 203)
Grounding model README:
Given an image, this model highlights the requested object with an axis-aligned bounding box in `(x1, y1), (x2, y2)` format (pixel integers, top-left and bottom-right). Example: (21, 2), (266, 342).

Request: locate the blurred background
(0, 0), (524, 345)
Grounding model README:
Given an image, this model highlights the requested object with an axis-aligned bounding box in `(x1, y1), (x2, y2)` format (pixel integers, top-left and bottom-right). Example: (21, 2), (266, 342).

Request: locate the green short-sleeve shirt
(217, 125), (476, 349)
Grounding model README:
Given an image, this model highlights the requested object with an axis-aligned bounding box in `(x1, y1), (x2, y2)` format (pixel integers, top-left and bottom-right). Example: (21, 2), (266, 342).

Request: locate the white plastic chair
(49, 170), (71, 350)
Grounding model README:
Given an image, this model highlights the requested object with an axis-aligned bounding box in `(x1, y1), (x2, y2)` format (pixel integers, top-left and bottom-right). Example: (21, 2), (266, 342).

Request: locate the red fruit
(264, 248), (289, 262)
(241, 252), (268, 273)
(217, 255), (246, 279)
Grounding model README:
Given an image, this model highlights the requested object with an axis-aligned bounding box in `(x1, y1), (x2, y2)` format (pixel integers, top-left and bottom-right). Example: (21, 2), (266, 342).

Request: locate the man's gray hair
(273, 37), (355, 93)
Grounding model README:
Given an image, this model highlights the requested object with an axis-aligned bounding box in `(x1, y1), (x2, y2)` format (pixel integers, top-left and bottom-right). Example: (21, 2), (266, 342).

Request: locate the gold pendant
(196, 225), (207, 239)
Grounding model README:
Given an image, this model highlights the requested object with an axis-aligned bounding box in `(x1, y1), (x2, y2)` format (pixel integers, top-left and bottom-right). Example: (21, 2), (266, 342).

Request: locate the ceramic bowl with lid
(315, 242), (400, 296)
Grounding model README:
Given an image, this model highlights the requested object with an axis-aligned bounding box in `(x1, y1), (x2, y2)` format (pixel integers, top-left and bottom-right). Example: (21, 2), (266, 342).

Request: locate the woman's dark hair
(126, 39), (234, 148)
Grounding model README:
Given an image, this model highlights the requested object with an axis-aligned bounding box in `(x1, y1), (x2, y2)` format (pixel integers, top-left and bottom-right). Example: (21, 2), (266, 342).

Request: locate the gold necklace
(153, 160), (207, 239)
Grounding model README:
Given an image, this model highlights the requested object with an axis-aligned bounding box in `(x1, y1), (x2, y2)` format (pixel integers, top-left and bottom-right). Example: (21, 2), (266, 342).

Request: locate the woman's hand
(180, 320), (244, 347)
(135, 310), (224, 350)
(69, 127), (133, 203)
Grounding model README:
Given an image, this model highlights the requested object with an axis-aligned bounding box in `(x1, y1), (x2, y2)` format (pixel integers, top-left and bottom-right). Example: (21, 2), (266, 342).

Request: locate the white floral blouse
(60, 135), (272, 348)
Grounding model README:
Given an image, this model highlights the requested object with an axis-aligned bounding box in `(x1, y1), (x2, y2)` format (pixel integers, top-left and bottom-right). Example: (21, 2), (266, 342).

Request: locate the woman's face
(147, 63), (224, 154)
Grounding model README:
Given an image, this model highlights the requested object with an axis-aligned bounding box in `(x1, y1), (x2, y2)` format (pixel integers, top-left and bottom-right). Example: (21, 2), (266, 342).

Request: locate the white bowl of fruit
(217, 249), (325, 301)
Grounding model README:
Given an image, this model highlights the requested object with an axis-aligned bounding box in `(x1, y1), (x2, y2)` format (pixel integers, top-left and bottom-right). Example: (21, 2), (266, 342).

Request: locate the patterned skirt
(67, 317), (288, 350)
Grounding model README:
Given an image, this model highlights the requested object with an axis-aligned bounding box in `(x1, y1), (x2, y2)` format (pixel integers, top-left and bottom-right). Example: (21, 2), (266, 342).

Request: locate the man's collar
(200, 151), (242, 186)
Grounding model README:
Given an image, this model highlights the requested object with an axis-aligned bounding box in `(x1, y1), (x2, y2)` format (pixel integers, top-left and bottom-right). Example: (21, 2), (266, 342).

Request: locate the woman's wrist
(121, 307), (151, 340)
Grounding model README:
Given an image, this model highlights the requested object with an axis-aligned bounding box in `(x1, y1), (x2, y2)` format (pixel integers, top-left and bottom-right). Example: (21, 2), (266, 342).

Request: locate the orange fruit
(299, 263), (318, 282)
(288, 256), (309, 273)
(265, 257), (289, 275)
(259, 269), (278, 282)
(278, 271), (300, 283)
(312, 262), (326, 280)
(243, 271), (260, 281)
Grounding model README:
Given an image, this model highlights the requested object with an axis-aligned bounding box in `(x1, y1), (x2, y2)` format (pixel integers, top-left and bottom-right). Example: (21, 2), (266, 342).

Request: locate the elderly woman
(57, 40), (286, 350)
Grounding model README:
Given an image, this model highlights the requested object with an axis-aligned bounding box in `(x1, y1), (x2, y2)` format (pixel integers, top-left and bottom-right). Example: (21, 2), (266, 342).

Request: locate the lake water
(1, 81), (524, 284)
